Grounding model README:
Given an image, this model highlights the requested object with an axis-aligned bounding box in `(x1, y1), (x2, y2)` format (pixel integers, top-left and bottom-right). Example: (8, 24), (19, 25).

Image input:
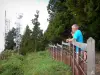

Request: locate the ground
(96, 51), (100, 75)
(0, 50), (72, 75)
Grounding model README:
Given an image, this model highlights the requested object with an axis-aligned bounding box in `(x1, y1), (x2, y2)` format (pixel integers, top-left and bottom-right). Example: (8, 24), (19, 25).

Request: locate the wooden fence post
(87, 37), (95, 75)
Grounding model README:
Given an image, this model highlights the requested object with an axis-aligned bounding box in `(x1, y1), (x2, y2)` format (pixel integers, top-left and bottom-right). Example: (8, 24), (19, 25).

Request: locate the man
(66, 24), (83, 53)
(66, 24), (87, 74)
(66, 24), (87, 61)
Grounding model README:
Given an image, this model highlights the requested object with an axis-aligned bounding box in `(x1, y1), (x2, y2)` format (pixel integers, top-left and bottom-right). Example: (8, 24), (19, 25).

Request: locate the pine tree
(31, 10), (43, 51)
(5, 27), (16, 50)
(20, 25), (32, 55)
(45, 0), (73, 44)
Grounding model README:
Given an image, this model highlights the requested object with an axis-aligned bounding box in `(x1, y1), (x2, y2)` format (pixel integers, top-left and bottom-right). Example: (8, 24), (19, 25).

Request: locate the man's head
(72, 24), (79, 33)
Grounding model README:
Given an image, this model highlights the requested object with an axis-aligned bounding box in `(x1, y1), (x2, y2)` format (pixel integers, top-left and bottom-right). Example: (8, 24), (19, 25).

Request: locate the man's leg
(84, 51), (87, 61)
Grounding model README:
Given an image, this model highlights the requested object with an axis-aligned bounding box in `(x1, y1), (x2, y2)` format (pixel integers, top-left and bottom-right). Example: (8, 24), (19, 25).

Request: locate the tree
(5, 27), (16, 50)
(20, 25), (32, 55)
(45, 0), (74, 44)
(66, 0), (100, 49)
(31, 10), (44, 51)
(46, 0), (100, 50)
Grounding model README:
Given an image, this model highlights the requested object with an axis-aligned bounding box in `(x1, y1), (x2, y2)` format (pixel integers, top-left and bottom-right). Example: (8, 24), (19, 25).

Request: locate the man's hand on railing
(66, 39), (69, 42)
(66, 38), (73, 43)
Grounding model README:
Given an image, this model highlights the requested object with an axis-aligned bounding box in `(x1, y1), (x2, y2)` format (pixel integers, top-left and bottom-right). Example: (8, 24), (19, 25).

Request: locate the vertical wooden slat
(53, 46), (54, 59)
(87, 37), (95, 75)
(52, 47), (54, 59)
(56, 48), (58, 60)
(56, 47), (57, 60)
(69, 43), (71, 66)
(51, 47), (52, 58)
(61, 46), (63, 62)
(73, 44), (75, 75)
(53, 47), (54, 60)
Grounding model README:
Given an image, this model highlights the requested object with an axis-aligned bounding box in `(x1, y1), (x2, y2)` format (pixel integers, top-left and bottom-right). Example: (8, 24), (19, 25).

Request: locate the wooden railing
(49, 37), (95, 75)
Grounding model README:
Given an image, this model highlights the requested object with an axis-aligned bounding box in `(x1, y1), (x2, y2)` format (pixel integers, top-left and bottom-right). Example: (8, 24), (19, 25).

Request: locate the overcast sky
(0, 0), (49, 52)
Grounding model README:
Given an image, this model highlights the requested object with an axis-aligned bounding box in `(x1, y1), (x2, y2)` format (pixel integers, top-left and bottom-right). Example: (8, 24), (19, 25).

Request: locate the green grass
(0, 50), (72, 75)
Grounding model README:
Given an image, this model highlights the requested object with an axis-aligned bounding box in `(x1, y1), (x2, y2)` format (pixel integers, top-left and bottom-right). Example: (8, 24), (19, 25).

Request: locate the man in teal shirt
(66, 24), (83, 53)
(66, 24), (87, 63)
(73, 25), (83, 53)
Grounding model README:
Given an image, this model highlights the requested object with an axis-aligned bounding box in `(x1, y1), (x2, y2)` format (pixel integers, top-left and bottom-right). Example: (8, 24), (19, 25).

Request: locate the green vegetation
(3, 0), (100, 74)
(5, 27), (16, 50)
(19, 10), (47, 55)
(45, 0), (100, 50)
(20, 25), (32, 55)
(5, 10), (47, 55)
(0, 51), (72, 75)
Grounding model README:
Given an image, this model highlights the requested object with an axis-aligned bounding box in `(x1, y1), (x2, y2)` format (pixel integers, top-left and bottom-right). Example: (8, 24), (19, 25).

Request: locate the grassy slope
(0, 51), (72, 75)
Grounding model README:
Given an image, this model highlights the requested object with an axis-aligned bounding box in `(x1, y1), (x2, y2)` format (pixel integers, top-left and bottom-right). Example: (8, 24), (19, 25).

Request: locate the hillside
(0, 50), (72, 75)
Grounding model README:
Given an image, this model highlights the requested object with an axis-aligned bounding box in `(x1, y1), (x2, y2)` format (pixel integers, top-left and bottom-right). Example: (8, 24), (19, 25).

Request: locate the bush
(0, 50), (72, 75)
(0, 50), (16, 60)
(0, 53), (24, 75)
(23, 51), (72, 75)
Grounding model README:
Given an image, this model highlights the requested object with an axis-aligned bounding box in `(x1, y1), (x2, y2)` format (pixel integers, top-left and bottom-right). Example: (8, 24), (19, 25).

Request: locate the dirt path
(96, 52), (100, 75)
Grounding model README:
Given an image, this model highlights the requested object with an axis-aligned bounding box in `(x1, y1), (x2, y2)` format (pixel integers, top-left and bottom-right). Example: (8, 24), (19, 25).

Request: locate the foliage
(0, 50), (16, 60)
(45, 0), (100, 50)
(5, 27), (16, 50)
(0, 51), (72, 75)
(45, 0), (74, 44)
(31, 10), (44, 51)
(66, 0), (100, 49)
(0, 53), (24, 75)
(20, 25), (32, 55)
(20, 10), (47, 54)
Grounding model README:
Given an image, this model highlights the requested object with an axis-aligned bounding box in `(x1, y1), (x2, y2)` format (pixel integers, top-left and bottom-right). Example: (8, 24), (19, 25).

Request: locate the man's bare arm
(66, 38), (75, 42)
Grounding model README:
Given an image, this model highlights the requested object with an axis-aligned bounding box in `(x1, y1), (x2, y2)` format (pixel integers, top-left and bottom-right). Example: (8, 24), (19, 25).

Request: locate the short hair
(72, 24), (79, 28)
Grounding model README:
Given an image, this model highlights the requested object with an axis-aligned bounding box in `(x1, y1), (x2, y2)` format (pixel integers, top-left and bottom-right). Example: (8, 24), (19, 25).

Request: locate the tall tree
(46, 0), (100, 50)
(31, 10), (44, 51)
(45, 0), (74, 44)
(5, 27), (16, 50)
(20, 25), (32, 55)
(66, 0), (100, 49)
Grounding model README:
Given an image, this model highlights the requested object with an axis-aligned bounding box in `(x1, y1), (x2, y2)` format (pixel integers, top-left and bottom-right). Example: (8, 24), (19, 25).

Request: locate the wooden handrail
(72, 40), (87, 50)
(49, 37), (95, 75)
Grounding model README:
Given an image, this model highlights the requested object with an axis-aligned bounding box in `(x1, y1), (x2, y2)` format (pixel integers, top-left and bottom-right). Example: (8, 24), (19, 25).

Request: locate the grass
(0, 50), (72, 75)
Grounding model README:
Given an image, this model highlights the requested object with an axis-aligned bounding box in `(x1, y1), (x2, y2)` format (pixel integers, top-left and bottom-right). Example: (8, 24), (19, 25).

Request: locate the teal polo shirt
(73, 30), (83, 53)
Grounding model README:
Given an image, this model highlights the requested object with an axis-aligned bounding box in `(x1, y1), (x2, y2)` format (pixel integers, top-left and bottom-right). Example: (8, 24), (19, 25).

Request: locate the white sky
(0, 0), (49, 52)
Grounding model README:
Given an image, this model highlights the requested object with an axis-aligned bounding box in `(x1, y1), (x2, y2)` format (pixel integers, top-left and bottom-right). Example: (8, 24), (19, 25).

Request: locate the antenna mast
(14, 13), (23, 52)
(5, 10), (10, 49)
